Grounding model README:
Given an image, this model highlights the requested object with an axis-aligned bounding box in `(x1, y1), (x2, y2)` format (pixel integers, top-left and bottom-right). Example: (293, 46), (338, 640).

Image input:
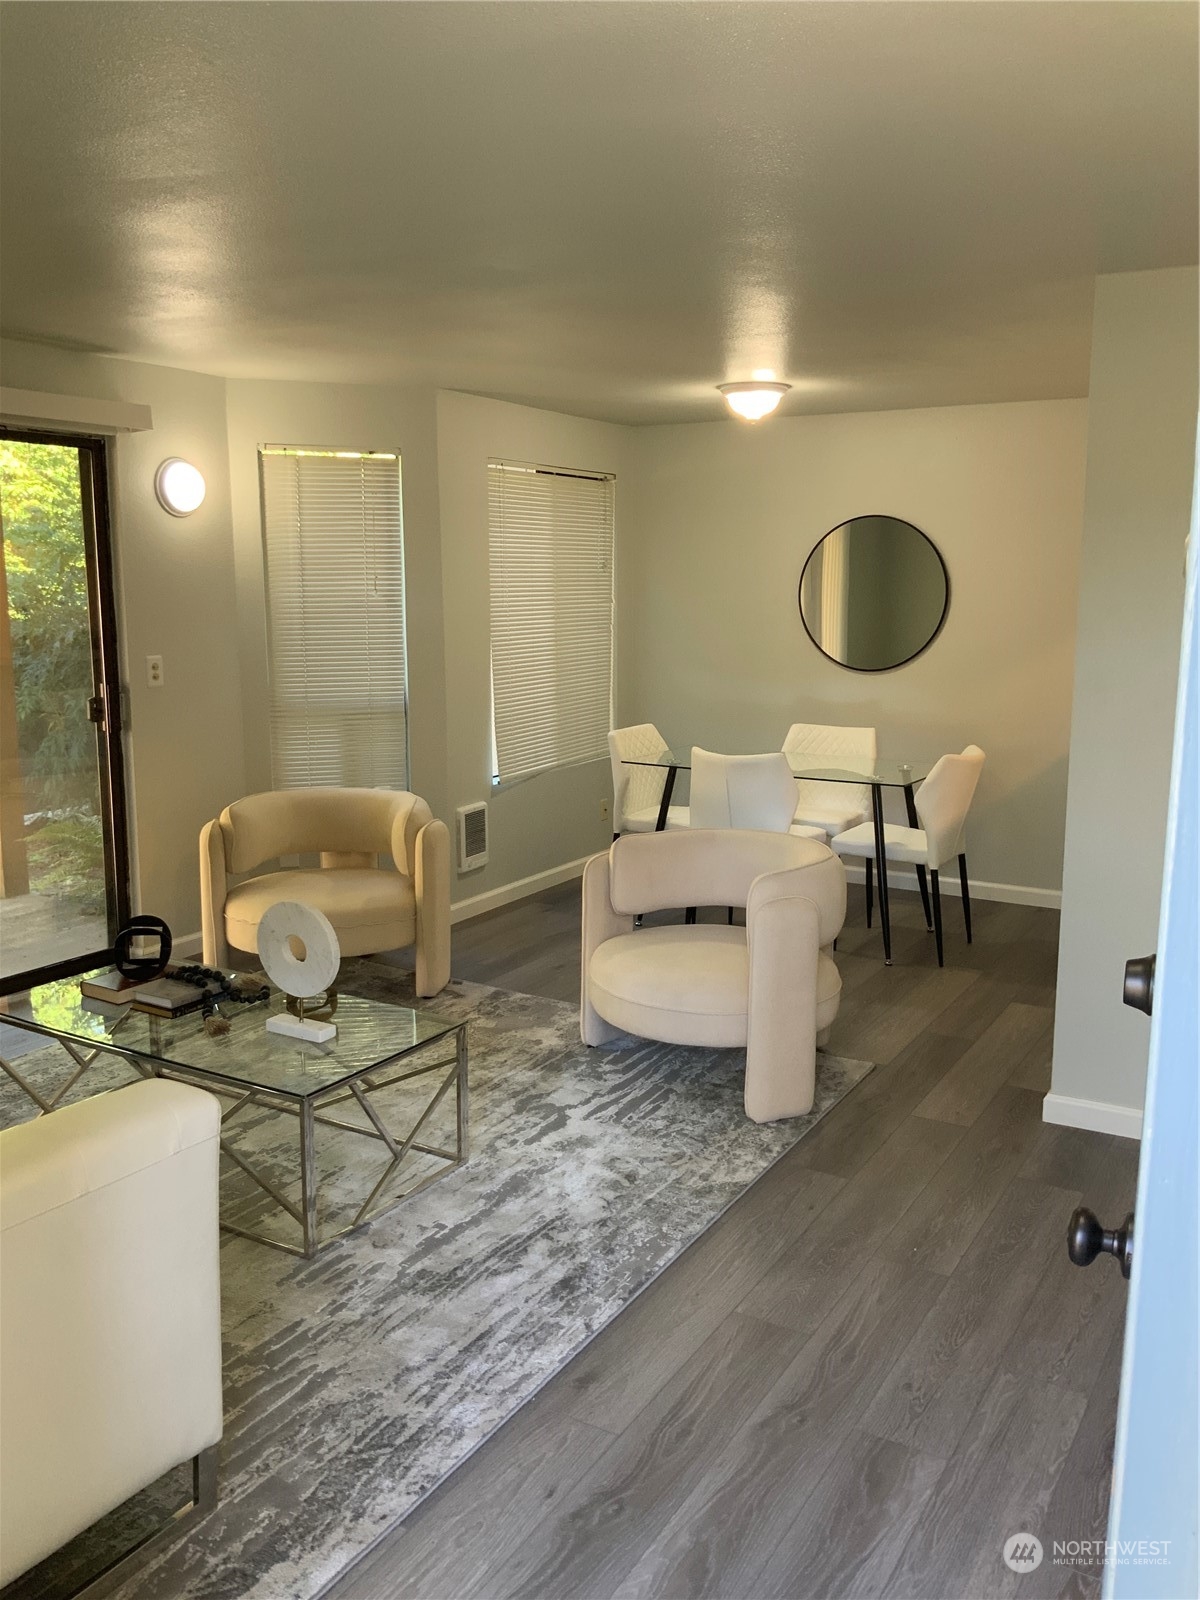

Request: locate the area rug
(1, 963), (872, 1600)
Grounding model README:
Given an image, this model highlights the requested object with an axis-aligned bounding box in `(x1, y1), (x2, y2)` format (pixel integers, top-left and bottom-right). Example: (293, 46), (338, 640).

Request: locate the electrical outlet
(146, 655), (164, 688)
(599, 797), (611, 822)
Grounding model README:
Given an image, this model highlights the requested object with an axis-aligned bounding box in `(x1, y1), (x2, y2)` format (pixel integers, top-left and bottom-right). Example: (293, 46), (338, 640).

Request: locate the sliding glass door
(0, 429), (129, 991)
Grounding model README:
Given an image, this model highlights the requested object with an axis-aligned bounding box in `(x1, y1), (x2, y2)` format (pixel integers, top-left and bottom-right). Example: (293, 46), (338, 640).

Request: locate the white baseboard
(448, 855), (1060, 927)
(1042, 1092), (1143, 1141)
(839, 863), (1061, 910)
(451, 855), (592, 925)
(173, 931), (203, 958)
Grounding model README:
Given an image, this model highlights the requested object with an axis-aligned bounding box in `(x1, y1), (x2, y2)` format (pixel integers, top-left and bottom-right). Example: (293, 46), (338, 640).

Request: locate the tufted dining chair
(782, 721), (877, 837)
(690, 749), (827, 840)
(832, 745), (985, 966)
(607, 724), (690, 834)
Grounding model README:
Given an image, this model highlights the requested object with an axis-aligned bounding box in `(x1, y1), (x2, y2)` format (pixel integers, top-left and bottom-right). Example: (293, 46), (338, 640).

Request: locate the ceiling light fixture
(154, 458), (206, 516)
(717, 381), (791, 422)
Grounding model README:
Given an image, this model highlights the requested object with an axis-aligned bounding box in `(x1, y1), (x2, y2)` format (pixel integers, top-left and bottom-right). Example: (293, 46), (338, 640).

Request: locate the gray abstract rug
(2, 963), (872, 1600)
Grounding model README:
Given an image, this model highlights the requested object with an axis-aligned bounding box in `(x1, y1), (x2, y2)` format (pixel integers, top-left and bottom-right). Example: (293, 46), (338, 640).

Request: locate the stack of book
(79, 968), (223, 1018)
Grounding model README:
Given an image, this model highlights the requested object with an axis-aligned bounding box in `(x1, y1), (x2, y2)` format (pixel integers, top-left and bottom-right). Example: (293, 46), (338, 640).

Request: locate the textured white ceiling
(1, 2), (1196, 423)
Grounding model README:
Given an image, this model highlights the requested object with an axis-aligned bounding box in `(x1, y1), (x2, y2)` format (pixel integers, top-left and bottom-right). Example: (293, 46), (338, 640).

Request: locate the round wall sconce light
(154, 458), (206, 516)
(717, 381), (792, 421)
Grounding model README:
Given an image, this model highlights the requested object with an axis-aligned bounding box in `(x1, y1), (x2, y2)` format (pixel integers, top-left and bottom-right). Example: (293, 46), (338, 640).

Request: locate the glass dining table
(621, 749), (933, 965)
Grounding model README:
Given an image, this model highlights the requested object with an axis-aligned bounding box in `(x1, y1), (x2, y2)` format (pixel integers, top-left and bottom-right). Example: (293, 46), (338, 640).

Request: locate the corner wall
(618, 399), (1089, 898)
(435, 391), (628, 911)
(1047, 266), (1199, 1137)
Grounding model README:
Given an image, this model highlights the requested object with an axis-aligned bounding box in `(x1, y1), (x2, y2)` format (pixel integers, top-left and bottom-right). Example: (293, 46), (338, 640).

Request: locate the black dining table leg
(870, 782), (892, 966)
(903, 783), (933, 930)
(655, 765), (679, 832)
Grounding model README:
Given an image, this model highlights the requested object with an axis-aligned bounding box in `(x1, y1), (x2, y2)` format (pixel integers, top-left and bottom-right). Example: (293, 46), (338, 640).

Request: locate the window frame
(258, 445), (411, 793)
(487, 457), (616, 789)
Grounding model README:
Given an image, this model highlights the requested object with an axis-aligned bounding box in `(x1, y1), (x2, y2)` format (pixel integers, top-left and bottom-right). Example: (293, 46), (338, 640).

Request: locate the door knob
(1068, 1207), (1134, 1279)
(1123, 954), (1155, 1016)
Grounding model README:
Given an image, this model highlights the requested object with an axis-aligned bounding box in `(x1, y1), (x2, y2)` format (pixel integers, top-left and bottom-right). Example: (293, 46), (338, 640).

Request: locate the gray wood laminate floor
(339, 883), (1138, 1600)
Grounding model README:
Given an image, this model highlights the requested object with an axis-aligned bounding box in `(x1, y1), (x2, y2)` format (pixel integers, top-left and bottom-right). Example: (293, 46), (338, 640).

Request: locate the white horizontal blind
(489, 460), (615, 784)
(260, 448), (409, 790)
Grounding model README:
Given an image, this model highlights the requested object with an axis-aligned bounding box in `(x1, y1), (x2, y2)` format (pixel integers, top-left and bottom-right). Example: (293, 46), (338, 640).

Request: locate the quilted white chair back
(783, 721), (876, 820)
(608, 724), (674, 831)
(915, 745), (986, 868)
(690, 749), (798, 833)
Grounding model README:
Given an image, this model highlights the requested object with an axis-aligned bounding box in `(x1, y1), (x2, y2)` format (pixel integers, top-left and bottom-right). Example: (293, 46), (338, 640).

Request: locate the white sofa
(0, 1079), (224, 1588)
(581, 830), (846, 1122)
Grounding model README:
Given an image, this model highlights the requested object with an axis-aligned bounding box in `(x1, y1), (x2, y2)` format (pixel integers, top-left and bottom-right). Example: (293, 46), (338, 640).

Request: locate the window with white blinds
(260, 447), (409, 790)
(488, 459), (615, 784)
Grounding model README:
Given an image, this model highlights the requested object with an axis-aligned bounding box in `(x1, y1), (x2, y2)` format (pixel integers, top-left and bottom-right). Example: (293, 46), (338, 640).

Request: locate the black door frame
(0, 426), (131, 993)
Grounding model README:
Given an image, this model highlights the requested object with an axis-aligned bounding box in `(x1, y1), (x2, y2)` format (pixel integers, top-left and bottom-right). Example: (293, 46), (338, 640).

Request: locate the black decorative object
(798, 514), (950, 672)
(165, 965), (270, 1037)
(113, 915), (172, 981)
(169, 965), (269, 1004)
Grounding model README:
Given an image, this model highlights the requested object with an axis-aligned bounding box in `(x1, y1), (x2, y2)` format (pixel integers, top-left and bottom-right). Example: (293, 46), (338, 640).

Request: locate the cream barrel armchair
(201, 788), (450, 996)
(581, 830), (846, 1123)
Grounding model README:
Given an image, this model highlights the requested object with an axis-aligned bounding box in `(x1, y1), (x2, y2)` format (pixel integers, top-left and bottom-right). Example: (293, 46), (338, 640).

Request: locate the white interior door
(1104, 433), (1199, 1598)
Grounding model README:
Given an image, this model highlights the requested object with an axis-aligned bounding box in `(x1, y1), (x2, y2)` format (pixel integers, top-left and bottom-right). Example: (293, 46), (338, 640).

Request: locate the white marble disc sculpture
(258, 901), (341, 1043)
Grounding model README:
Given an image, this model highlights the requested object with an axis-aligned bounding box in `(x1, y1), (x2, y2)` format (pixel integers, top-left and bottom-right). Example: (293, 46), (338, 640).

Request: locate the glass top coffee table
(0, 978), (468, 1258)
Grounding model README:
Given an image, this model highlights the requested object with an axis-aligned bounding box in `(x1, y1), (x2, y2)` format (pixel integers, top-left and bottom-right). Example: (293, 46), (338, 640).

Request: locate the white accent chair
(608, 724), (690, 834)
(581, 830), (847, 1122)
(832, 745), (985, 966)
(200, 787), (451, 995)
(688, 749), (826, 924)
(782, 721), (877, 837)
(690, 748), (827, 840)
(0, 1080), (223, 1589)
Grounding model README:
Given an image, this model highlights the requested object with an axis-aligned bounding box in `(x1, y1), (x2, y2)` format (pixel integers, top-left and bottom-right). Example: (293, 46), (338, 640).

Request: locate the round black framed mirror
(798, 514), (949, 672)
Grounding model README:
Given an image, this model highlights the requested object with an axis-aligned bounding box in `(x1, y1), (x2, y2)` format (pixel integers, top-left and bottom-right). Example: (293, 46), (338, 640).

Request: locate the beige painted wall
(0, 338), (244, 940)
(1049, 267), (1199, 1128)
(0, 345), (1103, 948)
(435, 391), (629, 906)
(619, 399), (1089, 896)
(0, 348), (631, 948)
(223, 378), (448, 822)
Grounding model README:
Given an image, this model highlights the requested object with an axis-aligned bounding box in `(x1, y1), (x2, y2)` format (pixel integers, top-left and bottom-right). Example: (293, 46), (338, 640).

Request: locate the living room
(0, 4), (1197, 1599)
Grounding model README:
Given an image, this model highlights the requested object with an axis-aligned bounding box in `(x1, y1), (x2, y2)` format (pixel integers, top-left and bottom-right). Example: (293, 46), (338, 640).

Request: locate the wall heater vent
(457, 802), (489, 872)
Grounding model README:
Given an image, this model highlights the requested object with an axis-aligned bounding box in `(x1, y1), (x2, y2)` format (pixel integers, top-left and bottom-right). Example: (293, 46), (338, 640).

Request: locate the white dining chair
(608, 724), (690, 834)
(690, 749), (827, 837)
(687, 749), (826, 923)
(782, 721), (877, 836)
(831, 745), (985, 966)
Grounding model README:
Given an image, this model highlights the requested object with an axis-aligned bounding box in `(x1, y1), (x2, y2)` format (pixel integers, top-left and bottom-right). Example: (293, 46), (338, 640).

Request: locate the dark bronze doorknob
(1123, 954), (1155, 1016)
(1068, 1207), (1134, 1279)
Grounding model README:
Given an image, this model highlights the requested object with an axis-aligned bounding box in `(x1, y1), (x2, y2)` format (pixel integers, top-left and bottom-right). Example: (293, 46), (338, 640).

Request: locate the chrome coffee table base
(0, 1013), (146, 1114)
(171, 1024), (469, 1258)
